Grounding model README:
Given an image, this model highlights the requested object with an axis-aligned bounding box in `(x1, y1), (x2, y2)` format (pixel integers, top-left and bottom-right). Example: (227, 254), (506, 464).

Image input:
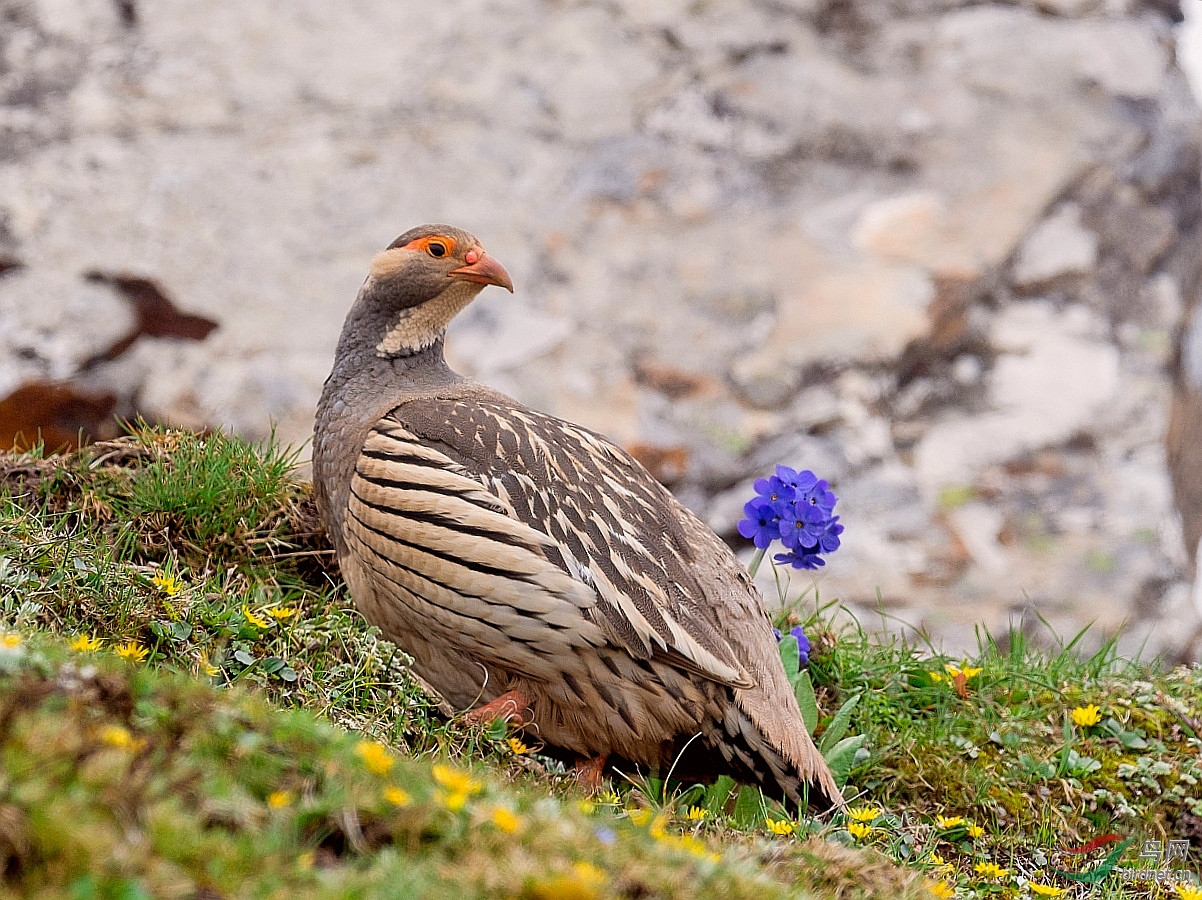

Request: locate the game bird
(314, 224), (842, 811)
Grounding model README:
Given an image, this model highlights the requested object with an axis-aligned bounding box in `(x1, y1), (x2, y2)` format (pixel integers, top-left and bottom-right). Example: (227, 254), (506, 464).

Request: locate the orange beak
(449, 247), (514, 293)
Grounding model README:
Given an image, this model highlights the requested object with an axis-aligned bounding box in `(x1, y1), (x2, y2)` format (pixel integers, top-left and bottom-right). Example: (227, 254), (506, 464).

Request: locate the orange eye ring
(402, 235), (457, 258)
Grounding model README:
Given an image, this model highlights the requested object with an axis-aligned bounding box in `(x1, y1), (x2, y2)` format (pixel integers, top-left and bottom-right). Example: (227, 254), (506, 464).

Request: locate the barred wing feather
(349, 398), (755, 691)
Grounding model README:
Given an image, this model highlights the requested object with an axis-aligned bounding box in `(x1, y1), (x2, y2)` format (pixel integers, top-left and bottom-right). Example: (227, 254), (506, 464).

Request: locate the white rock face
(0, 0), (1198, 657)
(0, 269), (133, 392)
(1012, 205), (1099, 287)
(915, 303), (1121, 496)
(948, 504), (1009, 574)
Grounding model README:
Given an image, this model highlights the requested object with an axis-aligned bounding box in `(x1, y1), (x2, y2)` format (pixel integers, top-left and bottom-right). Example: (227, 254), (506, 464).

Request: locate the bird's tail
(709, 693), (843, 813)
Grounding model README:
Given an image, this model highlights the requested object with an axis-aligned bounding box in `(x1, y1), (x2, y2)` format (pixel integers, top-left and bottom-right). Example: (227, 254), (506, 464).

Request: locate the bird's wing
(350, 396), (756, 690)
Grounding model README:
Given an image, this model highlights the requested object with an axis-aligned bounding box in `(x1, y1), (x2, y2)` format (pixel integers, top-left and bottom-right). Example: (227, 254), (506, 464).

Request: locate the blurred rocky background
(2, 0), (1201, 659)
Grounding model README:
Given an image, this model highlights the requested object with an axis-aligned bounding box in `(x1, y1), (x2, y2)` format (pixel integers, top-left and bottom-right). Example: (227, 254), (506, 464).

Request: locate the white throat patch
(375, 279), (482, 357)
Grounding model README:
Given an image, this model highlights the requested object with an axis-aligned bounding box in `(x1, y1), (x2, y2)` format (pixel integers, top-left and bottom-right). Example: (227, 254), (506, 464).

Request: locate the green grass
(0, 428), (1199, 899)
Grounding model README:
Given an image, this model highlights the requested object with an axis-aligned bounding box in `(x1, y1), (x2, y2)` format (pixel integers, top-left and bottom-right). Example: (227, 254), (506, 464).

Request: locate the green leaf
(778, 635), (800, 681)
(676, 784), (705, 809)
(1018, 753), (1055, 780)
(817, 692), (860, 754)
(733, 785), (764, 828)
(646, 776), (665, 804)
(704, 775), (736, 815)
(233, 649), (255, 667)
(68, 874), (97, 900)
(1101, 718), (1148, 750)
(823, 734), (866, 787)
(793, 669), (818, 734)
(1056, 713), (1073, 777)
(1118, 732), (1148, 750)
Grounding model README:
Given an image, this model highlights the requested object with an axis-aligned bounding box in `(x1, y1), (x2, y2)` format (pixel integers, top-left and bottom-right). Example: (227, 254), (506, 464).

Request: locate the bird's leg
(463, 689), (531, 727)
(574, 754), (608, 792)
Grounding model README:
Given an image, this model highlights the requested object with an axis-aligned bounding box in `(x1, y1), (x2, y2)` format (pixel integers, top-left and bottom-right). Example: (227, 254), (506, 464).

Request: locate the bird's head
(359, 224), (514, 358)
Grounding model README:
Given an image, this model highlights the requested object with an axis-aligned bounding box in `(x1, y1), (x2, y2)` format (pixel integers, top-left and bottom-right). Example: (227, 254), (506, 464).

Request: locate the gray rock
(914, 302), (1121, 495)
(0, 268), (132, 390)
(789, 385), (842, 431)
(448, 301), (573, 379)
(1012, 204), (1099, 287)
(947, 503), (1009, 573)
(834, 462), (928, 541)
(729, 352), (800, 410)
(1, 0), (1199, 658)
(1183, 303), (1202, 391)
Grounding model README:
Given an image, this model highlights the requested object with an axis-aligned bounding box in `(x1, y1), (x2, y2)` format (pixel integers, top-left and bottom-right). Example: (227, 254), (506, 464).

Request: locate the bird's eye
(400, 235), (458, 256)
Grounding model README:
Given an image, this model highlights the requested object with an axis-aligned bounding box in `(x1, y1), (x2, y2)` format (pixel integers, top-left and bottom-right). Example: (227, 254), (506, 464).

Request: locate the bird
(313, 224), (843, 811)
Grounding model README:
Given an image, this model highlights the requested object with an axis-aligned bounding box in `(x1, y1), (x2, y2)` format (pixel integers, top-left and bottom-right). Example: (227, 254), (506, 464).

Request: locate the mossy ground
(0, 428), (1198, 899)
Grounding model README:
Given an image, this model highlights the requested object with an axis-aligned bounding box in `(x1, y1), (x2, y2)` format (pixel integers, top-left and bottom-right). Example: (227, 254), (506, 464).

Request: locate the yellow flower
(99, 724), (146, 752)
(598, 790), (621, 805)
(1071, 705), (1102, 727)
(848, 822), (874, 839)
(686, 805), (709, 821)
(507, 737), (529, 755)
(431, 763), (480, 795)
(974, 861), (1008, 879)
(927, 851), (947, 866)
(265, 605), (297, 620)
(100, 725), (131, 748)
(966, 824), (984, 838)
(945, 663), (982, 680)
(765, 819), (796, 836)
(573, 862), (605, 884)
(0, 633), (22, 650)
(1029, 884), (1067, 897)
(682, 831), (716, 860)
(1175, 885), (1202, 900)
(528, 862), (606, 900)
(242, 605), (270, 629)
(69, 634), (102, 652)
(490, 806), (523, 833)
(928, 881), (955, 899)
(848, 805), (882, 822)
(648, 813), (670, 838)
(935, 815), (964, 829)
(198, 654), (219, 677)
(657, 831), (716, 860)
(442, 791), (469, 812)
(576, 799), (595, 815)
(627, 808), (652, 826)
(355, 740), (394, 776)
(384, 786), (412, 807)
(115, 640), (149, 663)
(267, 790), (294, 809)
(151, 570), (184, 596)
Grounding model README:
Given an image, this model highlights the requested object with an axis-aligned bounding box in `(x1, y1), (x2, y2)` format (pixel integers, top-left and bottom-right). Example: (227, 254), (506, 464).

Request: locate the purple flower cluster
(774, 625), (811, 667)
(737, 466), (842, 569)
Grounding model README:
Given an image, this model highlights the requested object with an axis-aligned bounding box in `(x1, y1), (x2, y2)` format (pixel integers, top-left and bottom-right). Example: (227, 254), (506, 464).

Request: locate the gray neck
(313, 284), (464, 554)
(321, 288), (464, 416)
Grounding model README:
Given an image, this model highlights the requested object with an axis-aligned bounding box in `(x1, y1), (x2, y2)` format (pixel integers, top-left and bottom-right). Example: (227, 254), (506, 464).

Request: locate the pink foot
(574, 754), (608, 792)
(464, 689), (531, 727)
